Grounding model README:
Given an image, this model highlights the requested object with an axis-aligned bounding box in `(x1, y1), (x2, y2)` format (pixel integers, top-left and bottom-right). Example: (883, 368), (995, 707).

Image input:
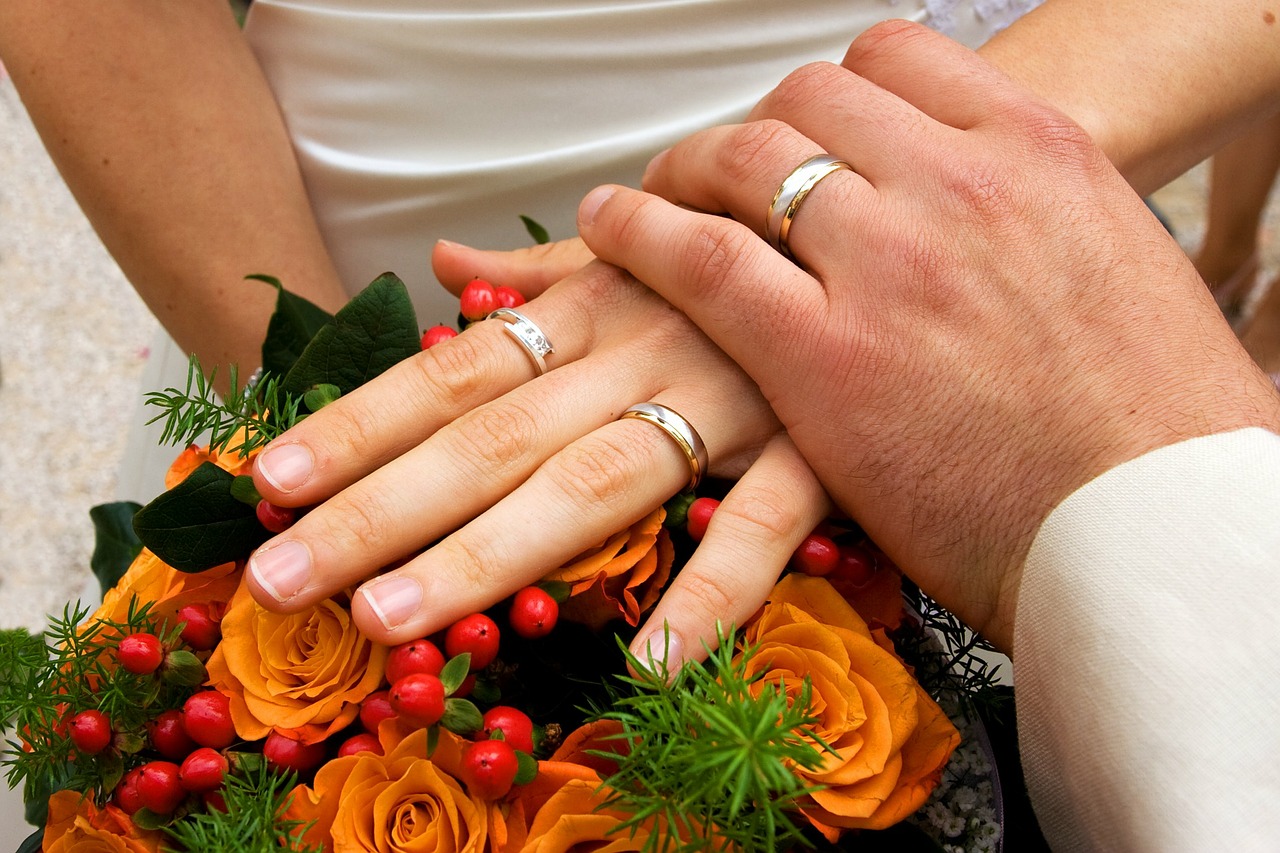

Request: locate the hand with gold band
(246, 252), (832, 670)
(578, 21), (1280, 651)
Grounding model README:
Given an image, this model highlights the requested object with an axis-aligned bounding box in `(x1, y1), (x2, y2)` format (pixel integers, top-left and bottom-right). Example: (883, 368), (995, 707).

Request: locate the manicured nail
(256, 443), (314, 493)
(632, 629), (683, 678)
(248, 540), (313, 603)
(578, 185), (618, 228)
(360, 576), (424, 631)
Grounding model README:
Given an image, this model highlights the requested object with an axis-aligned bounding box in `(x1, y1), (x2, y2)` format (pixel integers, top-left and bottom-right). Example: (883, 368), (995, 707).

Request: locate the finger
(432, 237), (596, 300)
(579, 185), (827, 380)
(349, 388), (776, 643)
(629, 433), (831, 672)
(839, 19), (1037, 131)
(640, 119), (876, 266)
(251, 261), (626, 508)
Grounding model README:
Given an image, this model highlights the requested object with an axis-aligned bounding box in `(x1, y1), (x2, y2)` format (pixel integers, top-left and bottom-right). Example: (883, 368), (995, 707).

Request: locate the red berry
(337, 732), (384, 758)
(385, 639), (446, 685)
(390, 673), (446, 727)
(421, 325), (458, 350)
(832, 544), (877, 587)
(177, 602), (223, 651)
(459, 279), (499, 321)
(137, 761), (186, 814)
(455, 673), (477, 698)
(263, 730), (328, 774)
(482, 706), (535, 755)
(114, 767), (145, 814)
(508, 587), (558, 639)
(183, 691), (237, 749)
(149, 709), (198, 760)
(359, 690), (397, 734)
(256, 500), (296, 534)
(459, 738), (519, 800)
(686, 497), (720, 542)
(494, 286), (525, 308)
(179, 747), (228, 794)
(68, 709), (112, 755)
(790, 534), (840, 577)
(117, 632), (164, 675)
(204, 791), (228, 813)
(445, 613), (501, 671)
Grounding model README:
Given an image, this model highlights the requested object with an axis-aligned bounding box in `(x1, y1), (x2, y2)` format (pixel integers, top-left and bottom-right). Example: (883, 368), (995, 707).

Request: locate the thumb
(431, 237), (596, 299)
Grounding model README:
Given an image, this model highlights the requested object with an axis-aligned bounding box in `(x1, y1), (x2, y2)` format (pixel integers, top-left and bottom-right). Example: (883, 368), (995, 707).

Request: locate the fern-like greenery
(590, 627), (834, 853)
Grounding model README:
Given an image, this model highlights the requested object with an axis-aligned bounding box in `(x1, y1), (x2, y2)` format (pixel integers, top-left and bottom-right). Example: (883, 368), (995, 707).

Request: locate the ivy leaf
(250, 274), (335, 379)
(281, 272), (419, 397)
(440, 698), (483, 736)
(88, 501), (143, 597)
(133, 463), (269, 573)
(520, 215), (550, 245)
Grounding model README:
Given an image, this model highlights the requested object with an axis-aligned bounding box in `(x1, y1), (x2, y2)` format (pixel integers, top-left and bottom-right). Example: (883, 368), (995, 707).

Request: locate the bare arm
(0, 0), (348, 390)
(979, 0), (1280, 195)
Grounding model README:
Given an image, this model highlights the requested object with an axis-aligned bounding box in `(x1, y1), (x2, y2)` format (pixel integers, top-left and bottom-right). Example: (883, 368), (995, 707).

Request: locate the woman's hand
(248, 257), (831, 671)
(577, 21), (1280, 650)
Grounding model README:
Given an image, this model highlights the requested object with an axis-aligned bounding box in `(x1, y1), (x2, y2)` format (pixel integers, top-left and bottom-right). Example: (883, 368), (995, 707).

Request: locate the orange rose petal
(522, 780), (651, 853)
(44, 790), (164, 853)
(766, 574), (872, 639)
(868, 689), (963, 828)
(806, 752), (904, 826)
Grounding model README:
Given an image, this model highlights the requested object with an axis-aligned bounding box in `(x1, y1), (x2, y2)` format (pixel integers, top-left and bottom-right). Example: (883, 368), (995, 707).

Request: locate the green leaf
(281, 273), (420, 397)
(662, 491), (695, 530)
(133, 463), (270, 573)
(230, 475), (263, 507)
(426, 724), (440, 758)
(440, 698), (483, 736)
(536, 580), (572, 605)
(470, 676), (501, 705)
(513, 750), (538, 786)
(250, 274), (336, 379)
(89, 502), (143, 597)
(302, 383), (341, 413)
(439, 653), (471, 695)
(132, 807), (170, 831)
(519, 215), (550, 245)
(15, 829), (42, 853)
(161, 650), (208, 687)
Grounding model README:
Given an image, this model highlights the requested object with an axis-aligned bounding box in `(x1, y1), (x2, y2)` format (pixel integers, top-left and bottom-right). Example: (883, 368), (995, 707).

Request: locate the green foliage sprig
(901, 582), (1009, 720)
(590, 627), (833, 853)
(143, 356), (304, 458)
(1, 600), (194, 813)
(161, 760), (319, 853)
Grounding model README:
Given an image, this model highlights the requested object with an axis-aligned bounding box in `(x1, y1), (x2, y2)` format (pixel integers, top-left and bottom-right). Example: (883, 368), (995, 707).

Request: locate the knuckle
(449, 400), (542, 474)
(674, 571), (746, 627)
(766, 62), (845, 115)
(718, 485), (807, 548)
(444, 532), (510, 593)
(312, 491), (395, 554)
(547, 429), (650, 511)
(675, 223), (760, 308)
(846, 19), (931, 69)
(715, 119), (801, 185)
(415, 331), (498, 409)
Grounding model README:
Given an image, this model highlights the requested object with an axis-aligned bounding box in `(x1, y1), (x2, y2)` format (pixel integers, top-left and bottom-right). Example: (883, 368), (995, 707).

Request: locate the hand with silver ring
(247, 253), (832, 671)
(581, 21), (1280, 651)
(765, 154), (852, 260)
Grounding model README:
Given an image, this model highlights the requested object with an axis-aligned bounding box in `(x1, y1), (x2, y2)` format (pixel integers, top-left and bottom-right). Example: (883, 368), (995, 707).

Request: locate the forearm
(0, 0), (347, 389)
(981, 0), (1280, 195)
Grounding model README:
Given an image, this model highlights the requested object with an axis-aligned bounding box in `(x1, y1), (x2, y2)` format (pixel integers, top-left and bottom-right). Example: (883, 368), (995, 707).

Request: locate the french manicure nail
(248, 540), (313, 603)
(256, 443), (314, 493)
(578, 185), (618, 228)
(360, 576), (424, 631)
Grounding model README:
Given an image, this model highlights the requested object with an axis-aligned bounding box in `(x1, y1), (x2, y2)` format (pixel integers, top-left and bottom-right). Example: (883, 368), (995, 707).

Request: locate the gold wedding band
(489, 307), (555, 376)
(765, 154), (852, 260)
(620, 402), (709, 492)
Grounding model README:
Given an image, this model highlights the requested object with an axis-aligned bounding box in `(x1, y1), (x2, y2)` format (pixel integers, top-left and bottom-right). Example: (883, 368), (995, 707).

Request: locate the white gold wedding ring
(489, 307), (555, 375)
(765, 154), (852, 260)
(620, 402), (709, 492)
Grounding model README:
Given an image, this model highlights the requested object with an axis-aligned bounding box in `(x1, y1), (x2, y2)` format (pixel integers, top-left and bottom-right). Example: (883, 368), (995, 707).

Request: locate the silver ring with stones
(765, 154), (852, 260)
(489, 308), (555, 376)
(620, 402), (709, 492)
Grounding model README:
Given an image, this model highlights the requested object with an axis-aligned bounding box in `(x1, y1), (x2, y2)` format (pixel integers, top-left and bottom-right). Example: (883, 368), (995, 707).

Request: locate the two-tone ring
(620, 402), (709, 492)
(764, 154), (852, 261)
(489, 307), (555, 375)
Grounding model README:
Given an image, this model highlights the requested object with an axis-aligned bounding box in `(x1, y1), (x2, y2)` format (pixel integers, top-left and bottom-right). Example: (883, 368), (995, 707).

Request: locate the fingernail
(435, 238), (462, 249)
(360, 576), (424, 631)
(256, 443), (314, 493)
(632, 629), (684, 678)
(641, 148), (669, 187)
(248, 540), (313, 603)
(578, 185), (618, 228)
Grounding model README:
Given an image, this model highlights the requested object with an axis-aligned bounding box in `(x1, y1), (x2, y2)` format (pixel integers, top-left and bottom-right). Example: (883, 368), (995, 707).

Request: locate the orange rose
(542, 507), (674, 630)
(90, 548), (240, 630)
(164, 433), (258, 490)
(518, 779), (657, 853)
(43, 790), (163, 853)
(742, 574), (959, 837)
(205, 575), (387, 743)
(287, 722), (491, 852)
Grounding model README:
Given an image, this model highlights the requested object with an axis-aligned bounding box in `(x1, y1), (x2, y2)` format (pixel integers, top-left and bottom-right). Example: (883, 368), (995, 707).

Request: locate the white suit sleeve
(1014, 427), (1280, 852)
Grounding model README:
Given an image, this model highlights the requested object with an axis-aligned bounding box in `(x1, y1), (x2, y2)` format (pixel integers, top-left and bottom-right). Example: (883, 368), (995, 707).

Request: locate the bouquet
(1, 272), (1006, 853)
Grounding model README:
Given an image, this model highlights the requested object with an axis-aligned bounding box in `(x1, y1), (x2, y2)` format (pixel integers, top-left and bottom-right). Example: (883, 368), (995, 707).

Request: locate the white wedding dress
(118, 0), (1041, 497)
